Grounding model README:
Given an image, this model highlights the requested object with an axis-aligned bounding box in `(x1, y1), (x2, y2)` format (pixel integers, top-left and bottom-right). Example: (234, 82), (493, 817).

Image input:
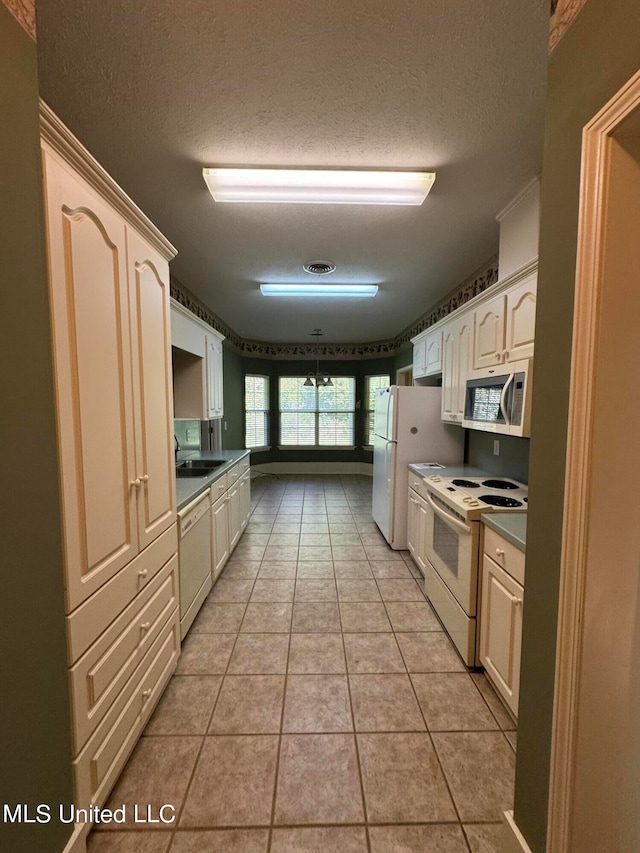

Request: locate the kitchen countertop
(482, 512), (527, 552)
(408, 463), (491, 480)
(175, 449), (250, 511)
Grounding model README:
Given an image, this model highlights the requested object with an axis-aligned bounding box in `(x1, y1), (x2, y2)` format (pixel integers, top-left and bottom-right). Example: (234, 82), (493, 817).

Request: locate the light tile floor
(89, 475), (516, 853)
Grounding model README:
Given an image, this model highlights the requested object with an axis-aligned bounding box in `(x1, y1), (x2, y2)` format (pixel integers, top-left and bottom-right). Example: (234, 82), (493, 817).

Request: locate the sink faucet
(174, 435), (181, 461)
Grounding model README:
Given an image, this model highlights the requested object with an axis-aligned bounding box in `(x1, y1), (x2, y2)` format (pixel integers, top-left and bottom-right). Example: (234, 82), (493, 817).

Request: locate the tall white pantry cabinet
(40, 104), (179, 847)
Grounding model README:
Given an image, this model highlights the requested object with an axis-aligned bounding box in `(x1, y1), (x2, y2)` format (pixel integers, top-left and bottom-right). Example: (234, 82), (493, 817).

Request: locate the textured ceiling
(37, 0), (549, 344)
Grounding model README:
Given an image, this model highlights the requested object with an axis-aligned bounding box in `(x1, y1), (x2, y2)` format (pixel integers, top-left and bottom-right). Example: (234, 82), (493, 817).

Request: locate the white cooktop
(422, 468), (528, 520)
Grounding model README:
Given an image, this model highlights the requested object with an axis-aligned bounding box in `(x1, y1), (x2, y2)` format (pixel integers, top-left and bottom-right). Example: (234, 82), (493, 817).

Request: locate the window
(244, 375), (269, 448)
(279, 377), (356, 447)
(365, 374), (391, 445)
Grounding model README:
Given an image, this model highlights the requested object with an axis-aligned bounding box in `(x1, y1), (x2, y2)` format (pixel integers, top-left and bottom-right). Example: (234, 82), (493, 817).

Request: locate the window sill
(246, 446), (271, 452)
(277, 446), (357, 451)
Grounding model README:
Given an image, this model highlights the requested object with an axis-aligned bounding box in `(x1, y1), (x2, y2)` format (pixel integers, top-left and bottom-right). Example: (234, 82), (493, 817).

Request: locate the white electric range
(409, 465), (528, 665)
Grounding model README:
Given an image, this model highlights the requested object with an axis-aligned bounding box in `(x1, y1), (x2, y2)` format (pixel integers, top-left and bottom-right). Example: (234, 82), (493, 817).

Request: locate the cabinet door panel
(127, 229), (176, 550)
(227, 485), (242, 552)
(239, 470), (252, 533)
(424, 330), (442, 375)
(480, 554), (523, 716)
(44, 151), (138, 611)
(473, 295), (506, 369)
(212, 495), (230, 580)
(505, 275), (537, 362)
(206, 335), (224, 419)
(454, 318), (474, 419)
(412, 337), (426, 378)
(441, 326), (457, 422)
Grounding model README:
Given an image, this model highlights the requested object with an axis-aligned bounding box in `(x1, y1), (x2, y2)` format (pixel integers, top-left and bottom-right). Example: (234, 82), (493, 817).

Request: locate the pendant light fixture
(304, 329), (333, 387)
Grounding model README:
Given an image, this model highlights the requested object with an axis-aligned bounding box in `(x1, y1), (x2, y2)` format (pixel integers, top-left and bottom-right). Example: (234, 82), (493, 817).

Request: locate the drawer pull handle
(511, 596), (523, 607)
(141, 688), (152, 702)
(130, 478), (141, 488)
(138, 568), (148, 579)
(140, 621), (151, 633)
(140, 474), (149, 483)
(496, 548), (505, 557)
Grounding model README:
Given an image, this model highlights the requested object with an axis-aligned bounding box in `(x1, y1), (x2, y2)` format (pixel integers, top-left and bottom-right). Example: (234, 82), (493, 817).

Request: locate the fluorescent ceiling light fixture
(260, 284), (378, 298)
(203, 168), (435, 205)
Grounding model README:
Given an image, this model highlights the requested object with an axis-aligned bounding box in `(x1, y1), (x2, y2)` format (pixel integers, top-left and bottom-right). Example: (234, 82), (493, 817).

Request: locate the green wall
(223, 353), (395, 464)
(514, 2), (640, 849)
(0, 7), (74, 851)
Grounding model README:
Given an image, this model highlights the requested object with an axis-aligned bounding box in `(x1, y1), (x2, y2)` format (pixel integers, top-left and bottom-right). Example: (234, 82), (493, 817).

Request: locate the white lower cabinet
(479, 529), (525, 717)
(211, 493), (230, 580)
(407, 486), (428, 574)
(209, 456), (251, 584)
(73, 610), (180, 809)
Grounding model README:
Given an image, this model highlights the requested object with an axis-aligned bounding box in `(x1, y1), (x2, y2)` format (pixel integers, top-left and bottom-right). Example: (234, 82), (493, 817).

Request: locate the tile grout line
(337, 579), (373, 853)
(265, 521), (295, 852)
(373, 556), (472, 842)
(169, 572), (256, 837)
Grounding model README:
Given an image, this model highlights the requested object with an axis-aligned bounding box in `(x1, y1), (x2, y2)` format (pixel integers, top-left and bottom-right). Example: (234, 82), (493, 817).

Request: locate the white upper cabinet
(441, 311), (474, 424)
(424, 329), (443, 375)
(473, 293), (507, 370)
(42, 142), (177, 612)
(412, 328), (442, 380)
(206, 333), (224, 419)
(504, 271), (537, 363)
(412, 336), (427, 378)
(171, 300), (225, 420)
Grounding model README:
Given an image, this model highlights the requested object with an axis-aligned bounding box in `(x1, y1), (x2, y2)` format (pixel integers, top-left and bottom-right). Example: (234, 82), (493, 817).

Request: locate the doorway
(548, 69), (640, 852)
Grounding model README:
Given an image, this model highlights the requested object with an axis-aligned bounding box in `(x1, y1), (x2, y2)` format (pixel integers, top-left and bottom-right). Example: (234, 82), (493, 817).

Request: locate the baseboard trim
(62, 822), (88, 853)
(251, 462), (373, 476)
(502, 811), (533, 853)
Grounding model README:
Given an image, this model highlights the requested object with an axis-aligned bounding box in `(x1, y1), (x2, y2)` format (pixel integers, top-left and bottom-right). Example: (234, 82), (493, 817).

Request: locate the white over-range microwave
(462, 358), (533, 437)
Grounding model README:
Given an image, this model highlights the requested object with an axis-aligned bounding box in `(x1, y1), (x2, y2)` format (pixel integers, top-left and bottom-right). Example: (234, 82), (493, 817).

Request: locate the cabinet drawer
(238, 455), (250, 475)
(73, 609), (180, 810)
(484, 526), (525, 585)
(67, 523), (178, 664)
(69, 556), (178, 753)
(227, 462), (239, 485)
(210, 473), (228, 503)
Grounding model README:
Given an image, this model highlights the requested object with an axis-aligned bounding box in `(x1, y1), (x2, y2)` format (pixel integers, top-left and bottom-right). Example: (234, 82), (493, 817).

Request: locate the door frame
(547, 68), (640, 851)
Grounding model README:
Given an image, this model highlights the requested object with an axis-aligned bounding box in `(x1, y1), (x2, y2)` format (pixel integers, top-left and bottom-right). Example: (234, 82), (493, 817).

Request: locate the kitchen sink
(175, 466), (214, 478)
(178, 459), (225, 470)
(175, 459), (226, 478)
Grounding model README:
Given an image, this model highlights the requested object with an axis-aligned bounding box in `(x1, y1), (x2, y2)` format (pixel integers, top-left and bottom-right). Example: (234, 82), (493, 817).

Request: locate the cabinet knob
(140, 474), (149, 483)
(138, 568), (148, 579)
(140, 621), (151, 633)
(496, 548), (505, 557)
(495, 352), (501, 360)
(130, 478), (141, 488)
(141, 688), (152, 702)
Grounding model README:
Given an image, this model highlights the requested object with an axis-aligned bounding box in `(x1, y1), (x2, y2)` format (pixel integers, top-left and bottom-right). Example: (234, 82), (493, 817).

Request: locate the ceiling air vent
(303, 261), (336, 276)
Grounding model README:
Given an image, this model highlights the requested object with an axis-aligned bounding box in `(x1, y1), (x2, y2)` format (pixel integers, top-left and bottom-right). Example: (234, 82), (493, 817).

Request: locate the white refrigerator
(372, 386), (464, 549)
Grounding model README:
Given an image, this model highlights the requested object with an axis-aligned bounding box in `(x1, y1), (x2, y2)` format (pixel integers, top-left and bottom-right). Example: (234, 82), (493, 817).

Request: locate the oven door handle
(425, 492), (473, 534)
(500, 373), (515, 427)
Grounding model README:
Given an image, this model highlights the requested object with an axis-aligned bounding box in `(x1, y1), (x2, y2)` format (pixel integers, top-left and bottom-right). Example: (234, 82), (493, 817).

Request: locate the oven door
(422, 490), (479, 615)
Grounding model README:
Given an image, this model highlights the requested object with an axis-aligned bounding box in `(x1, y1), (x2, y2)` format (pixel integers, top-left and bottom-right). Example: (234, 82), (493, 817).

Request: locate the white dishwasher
(178, 489), (212, 640)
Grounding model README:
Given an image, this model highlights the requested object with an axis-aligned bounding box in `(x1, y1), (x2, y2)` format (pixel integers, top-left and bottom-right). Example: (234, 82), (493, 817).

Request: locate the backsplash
(466, 431), (530, 484)
(174, 418), (201, 452)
